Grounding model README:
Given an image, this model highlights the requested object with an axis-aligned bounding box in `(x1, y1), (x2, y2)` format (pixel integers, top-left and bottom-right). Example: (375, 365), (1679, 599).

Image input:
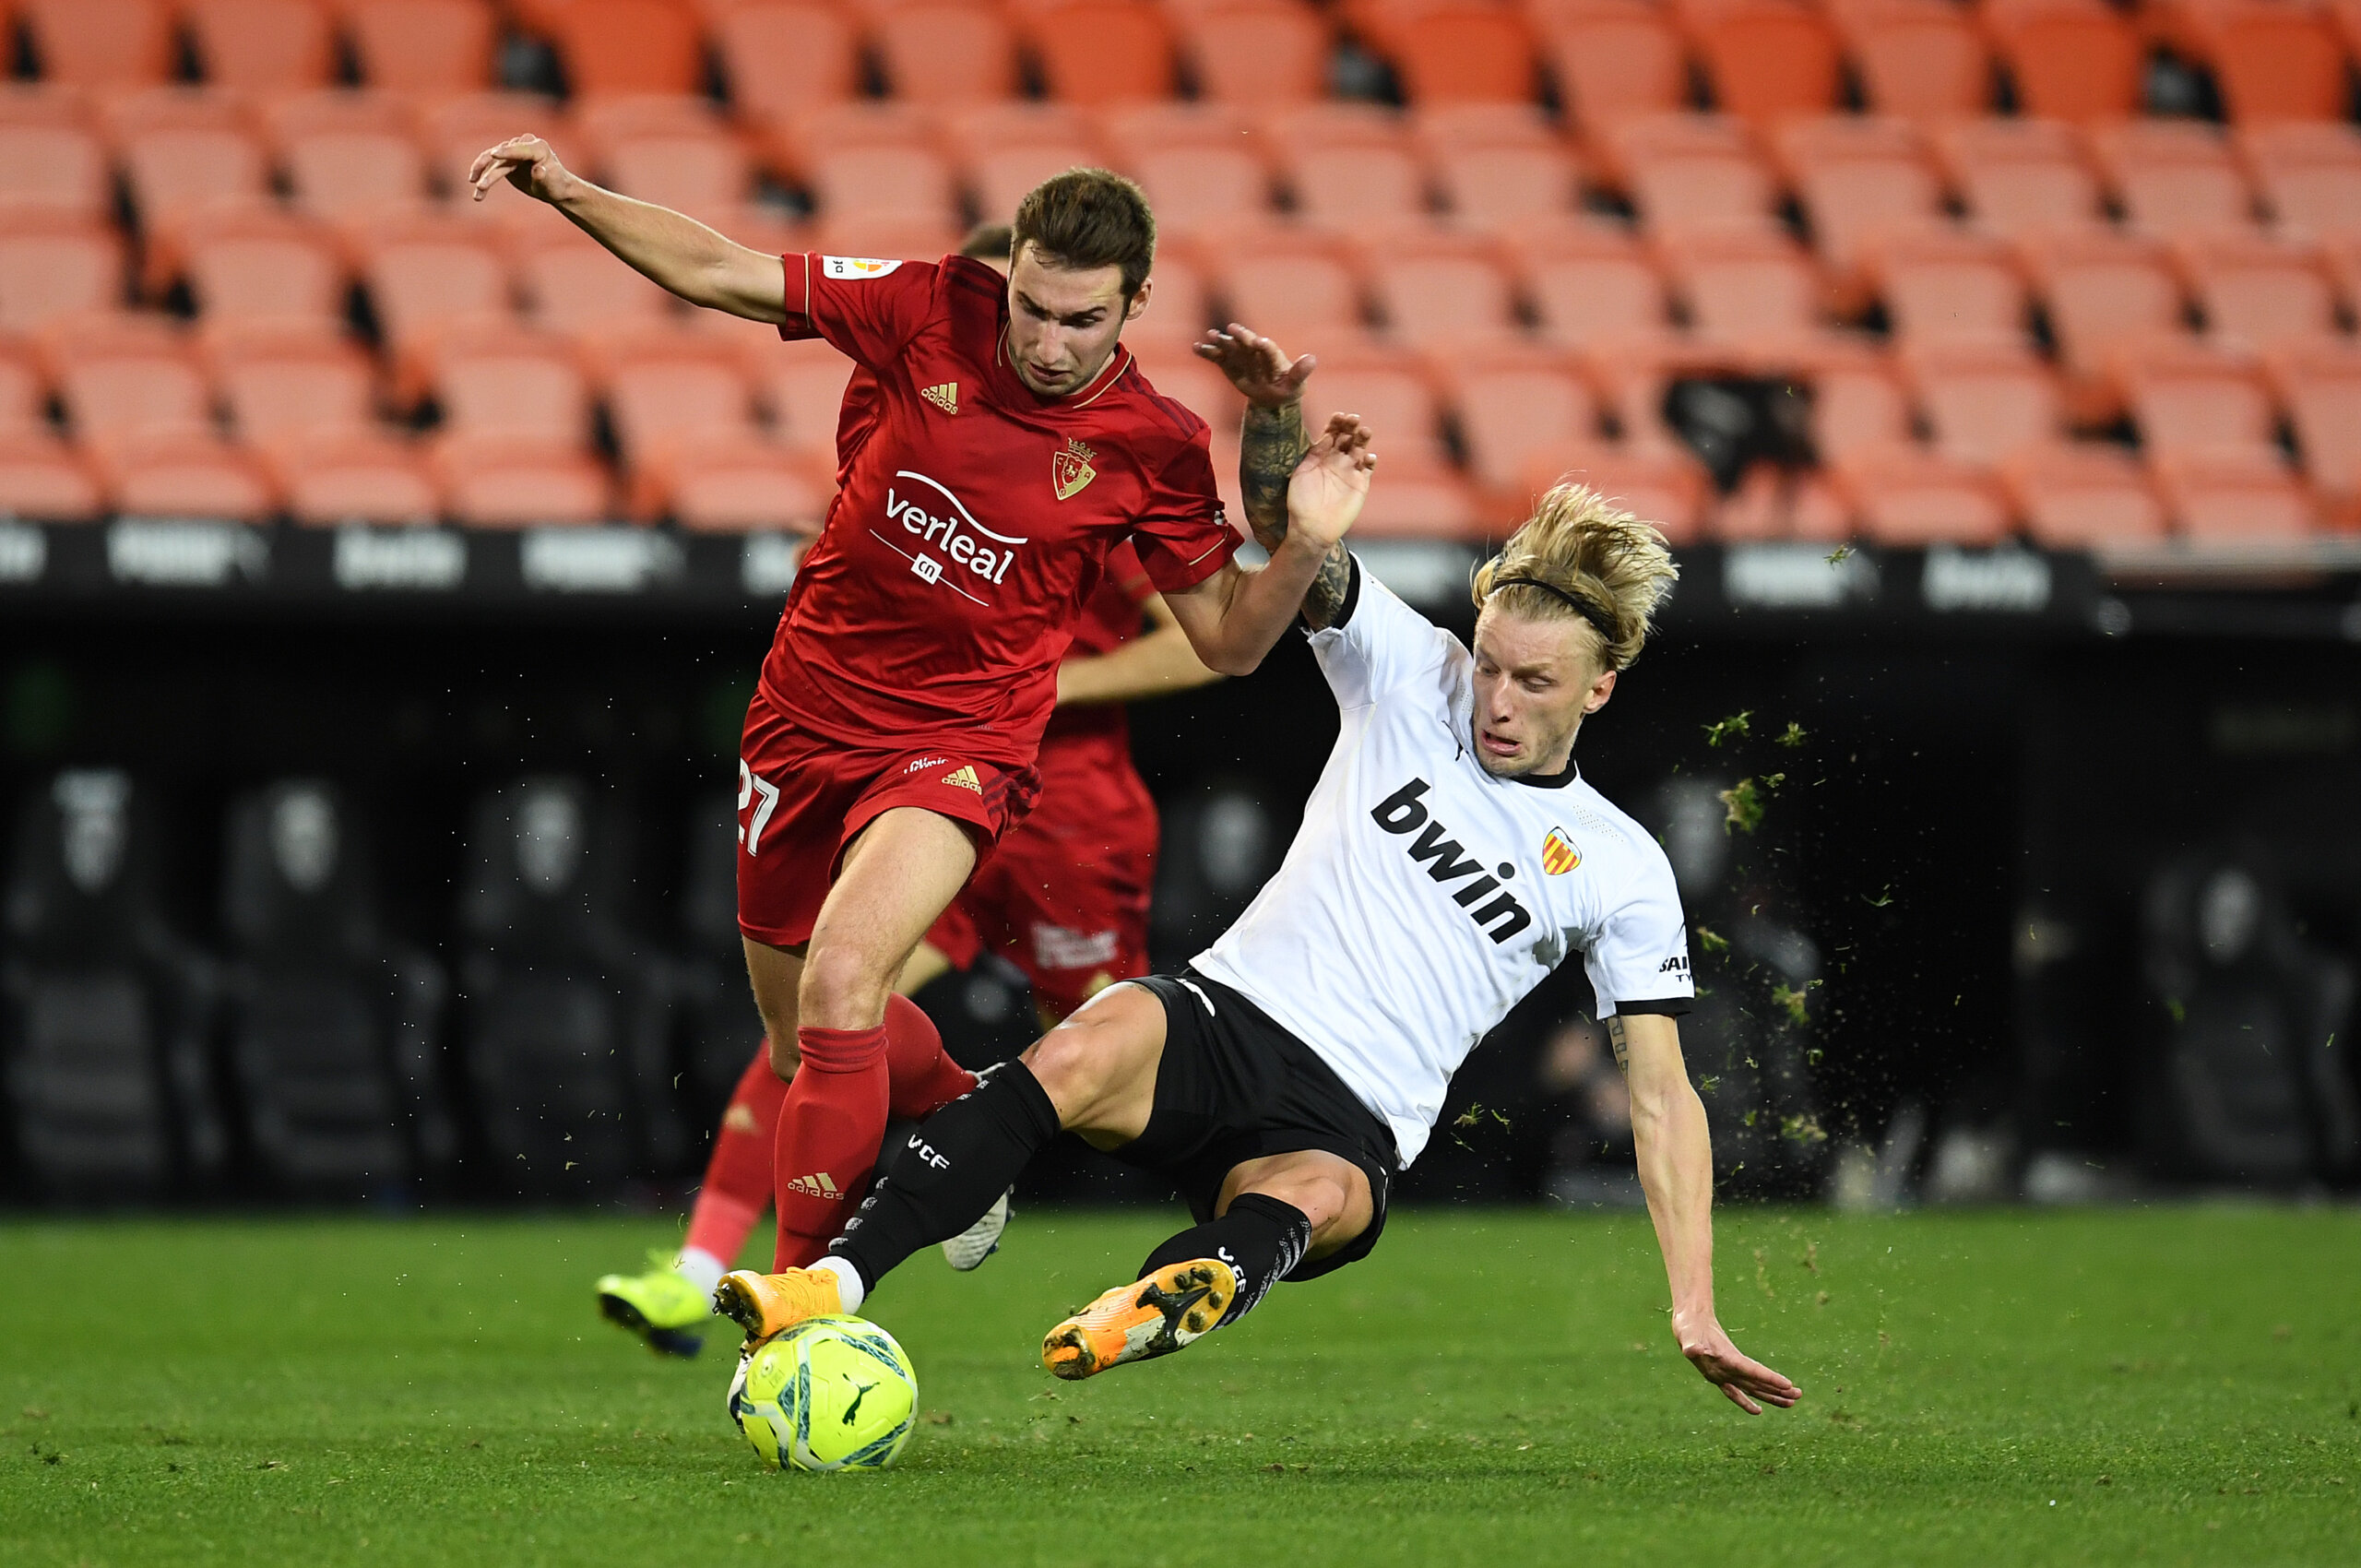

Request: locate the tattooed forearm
(1239, 398), (1308, 552)
(1607, 1016), (1630, 1073)
(1299, 540), (1353, 630)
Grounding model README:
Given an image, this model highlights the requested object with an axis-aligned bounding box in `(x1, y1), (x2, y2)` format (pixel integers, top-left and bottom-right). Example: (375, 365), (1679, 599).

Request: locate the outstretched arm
(1615, 1012), (1802, 1416)
(469, 137), (786, 323)
(1160, 414), (1374, 675)
(1056, 593), (1224, 707)
(1198, 325), (1355, 629)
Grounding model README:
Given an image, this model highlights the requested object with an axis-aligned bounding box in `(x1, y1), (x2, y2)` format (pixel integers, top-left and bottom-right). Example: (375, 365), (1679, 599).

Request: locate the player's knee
(1018, 1027), (1114, 1125)
(797, 942), (890, 1028)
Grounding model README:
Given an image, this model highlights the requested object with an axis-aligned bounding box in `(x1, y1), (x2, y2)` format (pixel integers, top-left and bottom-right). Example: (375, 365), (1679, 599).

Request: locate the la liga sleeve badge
(1052, 438), (1097, 501)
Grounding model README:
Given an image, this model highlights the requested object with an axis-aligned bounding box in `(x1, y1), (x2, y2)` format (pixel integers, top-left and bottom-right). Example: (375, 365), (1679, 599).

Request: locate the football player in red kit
(469, 143), (1335, 1343)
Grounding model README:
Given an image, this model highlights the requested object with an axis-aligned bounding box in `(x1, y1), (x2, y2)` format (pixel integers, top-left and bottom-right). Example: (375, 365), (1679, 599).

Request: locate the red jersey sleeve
(777, 253), (939, 369)
(1104, 540), (1155, 607)
(1129, 431), (1238, 594)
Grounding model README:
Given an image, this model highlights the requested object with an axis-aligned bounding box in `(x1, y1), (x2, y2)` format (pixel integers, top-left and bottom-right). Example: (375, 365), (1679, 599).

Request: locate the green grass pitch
(3, 1206), (2355, 1566)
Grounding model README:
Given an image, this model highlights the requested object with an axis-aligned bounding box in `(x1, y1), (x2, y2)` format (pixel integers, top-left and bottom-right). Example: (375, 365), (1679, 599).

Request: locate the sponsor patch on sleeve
(823, 255), (902, 279)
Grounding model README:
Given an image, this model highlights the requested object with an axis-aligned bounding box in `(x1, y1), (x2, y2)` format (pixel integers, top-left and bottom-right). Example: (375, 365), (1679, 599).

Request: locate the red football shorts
(735, 694), (1040, 950)
(923, 754), (1157, 1018)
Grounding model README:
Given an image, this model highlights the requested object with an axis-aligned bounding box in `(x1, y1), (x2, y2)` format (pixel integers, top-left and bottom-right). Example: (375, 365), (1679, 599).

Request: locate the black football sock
(830, 1061), (1061, 1293)
(1137, 1193), (1312, 1329)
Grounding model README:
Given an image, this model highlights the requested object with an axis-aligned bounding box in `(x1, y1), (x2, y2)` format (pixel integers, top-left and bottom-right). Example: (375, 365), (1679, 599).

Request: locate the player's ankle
(812, 1255), (866, 1312)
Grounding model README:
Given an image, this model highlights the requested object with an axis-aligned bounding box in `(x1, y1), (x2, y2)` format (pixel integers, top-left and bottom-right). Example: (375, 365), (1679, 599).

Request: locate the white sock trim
(812, 1254), (867, 1313)
(675, 1247), (728, 1298)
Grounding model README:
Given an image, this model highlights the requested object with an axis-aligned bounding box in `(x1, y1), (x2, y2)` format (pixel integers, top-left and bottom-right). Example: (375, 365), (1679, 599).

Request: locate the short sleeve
(777, 253), (939, 370)
(1585, 857), (1694, 1019)
(1306, 556), (1461, 709)
(1128, 433), (1238, 594)
(1104, 540), (1156, 606)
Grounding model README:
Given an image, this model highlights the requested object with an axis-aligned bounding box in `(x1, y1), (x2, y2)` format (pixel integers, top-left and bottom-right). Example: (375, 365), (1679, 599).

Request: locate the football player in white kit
(713, 343), (1798, 1419)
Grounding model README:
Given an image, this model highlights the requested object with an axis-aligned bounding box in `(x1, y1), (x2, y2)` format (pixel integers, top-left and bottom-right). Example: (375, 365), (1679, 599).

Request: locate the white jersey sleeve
(1305, 557), (1463, 710)
(1583, 846), (1694, 1017)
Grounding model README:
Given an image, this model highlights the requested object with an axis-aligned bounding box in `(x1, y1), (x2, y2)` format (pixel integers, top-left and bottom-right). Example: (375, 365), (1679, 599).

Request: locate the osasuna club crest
(1541, 827), (1580, 874)
(1052, 438), (1097, 501)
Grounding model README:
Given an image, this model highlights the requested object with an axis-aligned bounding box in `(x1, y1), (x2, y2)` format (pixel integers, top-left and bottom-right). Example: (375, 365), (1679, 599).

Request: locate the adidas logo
(942, 765), (983, 793)
(920, 382), (958, 415)
(785, 1171), (844, 1198)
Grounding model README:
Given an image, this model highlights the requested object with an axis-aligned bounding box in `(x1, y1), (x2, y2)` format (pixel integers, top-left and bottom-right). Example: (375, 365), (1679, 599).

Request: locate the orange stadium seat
(1029, 2), (1179, 105)
(772, 98), (940, 170)
(809, 214), (960, 260)
(416, 92), (568, 191)
(1392, 6), (1538, 104)
(1773, 117), (1945, 292)
(804, 143), (960, 229)
(1834, 448), (2012, 544)
(0, 222), (128, 336)
(2240, 122), (2361, 241)
(2181, 233), (2341, 354)
(1516, 220), (1679, 352)
(1306, 349), (1453, 473)
(552, 0), (705, 98)
(97, 435), (280, 520)
(1434, 140), (1583, 229)
(2121, 343), (2286, 470)
(52, 324), (214, 451)
(1178, 2), (1332, 105)
(1838, 0), (1994, 123)
(1410, 102), (1560, 154)
(2090, 121), (2262, 243)
(0, 122), (110, 224)
(1121, 145), (1275, 238)
(346, 0), (498, 94)
(2269, 347), (2361, 522)
(876, 4), (1023, 102)
(1531, 0), (1690, 134)
(283, 121), (435, 225)
(216, 335), (380, 453)
(1686, 0), (1843, 126)
(1209, 233), (1369, 346)
(2002, 443), (2167, 547)
(0, 434), (103, 519)
(1367, 234), (1520, 354)
(1808, 360), (1912, 469)
(1663, 228), (1827, 347)
(1869, 230), (2029, 350)
(2024, 232), (2189, 400)
(1134, 252), (1211, 340)
(360, 219), (516, 399)
(269, 436), (443, 525)
(1610, 114), (1778, 235)
(2154, 454), (2317, 540)
(184, 0), (337, 91)
(1982, 0), (2143, 125)
(753, 339), (858, 461)
(184, 216), (350, 336)
(1347, 470), (1488, 540)
(667, 449), (833, 534)
(2182, 3), (2347, 127)
(1448, 351), (1603, 496)
(951, 103), (1106, 224)
(121, 123), (275, 293)
(1518, 442), (1709, 541)
(600, 126), (757, 222)
(517, 230), (680, 344)
(0, 349), (42, 437)
(437, 444), (613, 525)
(18, 0), (174, 89)
(1904, 341), (2066, 467)
(1935, 118), (2107, 243)
(600, 342), (765, 517)
(714, 4), (861, 127)
(430, 335), (604, 515)
(1275, 138), (1432, 234)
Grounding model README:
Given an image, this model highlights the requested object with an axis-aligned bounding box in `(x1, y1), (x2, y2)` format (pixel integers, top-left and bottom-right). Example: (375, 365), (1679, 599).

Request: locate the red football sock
(885, 992), (978, 1120)
(682, 1043), (783, 1268)
(771, 1023), (889, 1271)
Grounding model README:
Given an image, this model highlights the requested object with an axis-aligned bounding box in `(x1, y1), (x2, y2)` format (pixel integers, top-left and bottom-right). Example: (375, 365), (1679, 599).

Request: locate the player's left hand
(1677, 1319), (1801, 1415)
(1284, 412), (1375, 551)
(1195, 324), (1315, 408)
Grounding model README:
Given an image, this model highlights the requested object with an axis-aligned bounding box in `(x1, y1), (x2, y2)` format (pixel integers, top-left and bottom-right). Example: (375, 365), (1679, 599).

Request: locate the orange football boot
(711, 1267), (844, 1348)
(1040, 1256), (1239, 1380)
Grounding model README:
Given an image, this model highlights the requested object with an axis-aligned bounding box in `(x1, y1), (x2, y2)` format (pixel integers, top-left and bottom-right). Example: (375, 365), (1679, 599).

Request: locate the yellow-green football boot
(596, 1252), (712, 1358)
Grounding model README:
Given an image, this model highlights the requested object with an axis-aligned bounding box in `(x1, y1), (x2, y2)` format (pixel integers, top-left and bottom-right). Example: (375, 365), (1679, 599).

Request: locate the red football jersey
(761, 252), (1235, 770)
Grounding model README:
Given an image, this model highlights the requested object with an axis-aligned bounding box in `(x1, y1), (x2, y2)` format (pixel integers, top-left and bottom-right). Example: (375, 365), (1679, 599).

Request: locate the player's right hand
(1677, 1318), (1801, 1415)
(468, 135), (574, 205)
(1195, 324), (1315, 408)
(1285, 412), (1375, 552)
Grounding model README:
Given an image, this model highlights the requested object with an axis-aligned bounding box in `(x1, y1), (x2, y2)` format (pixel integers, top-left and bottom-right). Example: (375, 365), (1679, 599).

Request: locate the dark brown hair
(1011, 168), (1156, 298)
(958, 222), (1013, 261)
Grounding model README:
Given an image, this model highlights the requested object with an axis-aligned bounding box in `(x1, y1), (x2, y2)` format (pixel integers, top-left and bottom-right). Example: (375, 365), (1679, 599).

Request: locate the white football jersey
(1192, 560), (1693, 1165)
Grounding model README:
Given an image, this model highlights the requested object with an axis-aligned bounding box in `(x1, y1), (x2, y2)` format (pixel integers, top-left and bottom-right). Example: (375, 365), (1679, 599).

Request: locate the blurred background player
(596, 227), (1222, 1354)
(466, 137), (1335, 1338)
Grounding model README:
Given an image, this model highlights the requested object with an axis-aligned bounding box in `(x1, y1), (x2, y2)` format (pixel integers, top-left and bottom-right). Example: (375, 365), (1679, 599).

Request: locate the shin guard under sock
(832, 1060), (1061, 1291)
(682, 1042), (785, 1267)
(884, 992), (977, 1120)
(1138, 1193), (1312, 1329)
(770, 1024), (888, 1271)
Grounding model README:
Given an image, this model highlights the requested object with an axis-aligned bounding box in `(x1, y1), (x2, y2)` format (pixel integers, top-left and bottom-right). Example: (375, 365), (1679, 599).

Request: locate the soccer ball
(728, 1315), (918, 1472)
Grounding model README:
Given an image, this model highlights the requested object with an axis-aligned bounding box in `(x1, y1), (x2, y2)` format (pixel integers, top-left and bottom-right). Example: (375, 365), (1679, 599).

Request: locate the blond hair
(1469, 483), (1679, 671)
